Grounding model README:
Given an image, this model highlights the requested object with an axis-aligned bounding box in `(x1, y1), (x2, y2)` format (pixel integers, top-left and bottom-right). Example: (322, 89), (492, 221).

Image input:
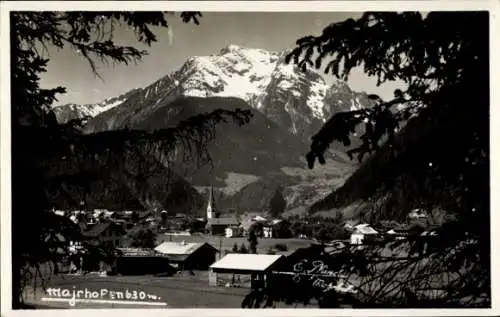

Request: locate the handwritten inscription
(292, 260), (338, 281)
(291, 260), (340, 293)
(289, 260), (356, 294)
(44, 286), (163, 307)
(312, 278), (337, 293)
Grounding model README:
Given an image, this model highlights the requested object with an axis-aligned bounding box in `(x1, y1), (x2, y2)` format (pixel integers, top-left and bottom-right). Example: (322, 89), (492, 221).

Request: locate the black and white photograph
(1, 1), (499, 314)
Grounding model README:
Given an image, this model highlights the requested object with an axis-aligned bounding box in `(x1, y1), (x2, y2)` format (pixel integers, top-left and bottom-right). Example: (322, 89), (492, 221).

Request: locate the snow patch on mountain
(308, 81), (328, 119)
(180, 46), (278, 104)
(174, 44), (331, 122)
(52, 97), (127, 124)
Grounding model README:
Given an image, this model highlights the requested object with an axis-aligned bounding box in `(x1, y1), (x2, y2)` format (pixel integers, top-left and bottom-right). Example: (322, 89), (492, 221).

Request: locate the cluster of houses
(49, 184), (440, 285)
(68, 240), (220, 276)
(50, 205), (284, 265)
(202, 186), (285, 238)
(206, 215), (284, 239)
(344, 209), (439, 245)
(47, 187), (288, 276)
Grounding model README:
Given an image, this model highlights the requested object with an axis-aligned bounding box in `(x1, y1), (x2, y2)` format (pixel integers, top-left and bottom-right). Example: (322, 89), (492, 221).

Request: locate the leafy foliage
(277, 11), (490, 308)
(287, 216), (348, 242)
(125, 227), (157, 249)
(272, 220), (292, 239)
(10, 11), (253, 308)
(288, 12), (487, 171)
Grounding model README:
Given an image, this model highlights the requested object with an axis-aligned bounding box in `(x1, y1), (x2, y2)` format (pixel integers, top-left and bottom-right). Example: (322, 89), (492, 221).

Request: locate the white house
(53, 210), (66, 217)
(386, 229), (407, 240)
(408, 208), (428, 219)
(350, 224), (378, 245)
(343, 220), (359, 231)
(263, 226), (273, 238)
(225, 226), (243, 238)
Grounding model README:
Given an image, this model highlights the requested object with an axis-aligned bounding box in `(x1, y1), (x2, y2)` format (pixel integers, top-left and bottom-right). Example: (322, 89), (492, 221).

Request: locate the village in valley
(29, 183), (444, 308)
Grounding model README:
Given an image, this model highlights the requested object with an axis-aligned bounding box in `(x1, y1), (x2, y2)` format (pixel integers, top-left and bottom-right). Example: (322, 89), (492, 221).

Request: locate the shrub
(126, 227), (156, 248)
(239, 243), (248, 254)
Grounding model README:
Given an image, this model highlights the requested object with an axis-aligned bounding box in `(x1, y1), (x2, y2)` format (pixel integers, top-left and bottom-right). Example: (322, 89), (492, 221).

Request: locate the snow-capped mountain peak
(52, 97), (126, 124)
(174, 44), (337, 127)
(54, 45), (373, 137)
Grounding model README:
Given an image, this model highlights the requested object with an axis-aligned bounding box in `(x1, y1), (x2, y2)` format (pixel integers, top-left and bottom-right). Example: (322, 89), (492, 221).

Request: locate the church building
(204, 186), (240, 235)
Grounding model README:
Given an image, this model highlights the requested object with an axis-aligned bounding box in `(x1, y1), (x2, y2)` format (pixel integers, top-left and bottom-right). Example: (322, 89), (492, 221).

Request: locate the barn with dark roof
(154, 241), (218, 270)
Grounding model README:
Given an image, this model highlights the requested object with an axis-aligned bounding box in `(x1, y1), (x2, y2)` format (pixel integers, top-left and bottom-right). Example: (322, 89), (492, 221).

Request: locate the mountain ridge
(54, 44), (374, 140)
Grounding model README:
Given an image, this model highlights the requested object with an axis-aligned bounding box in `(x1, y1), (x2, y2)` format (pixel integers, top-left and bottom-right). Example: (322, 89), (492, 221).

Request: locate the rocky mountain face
(56, 44), (373, 140)
(122, 96), (310, 186)
(50, 45), (375, 215)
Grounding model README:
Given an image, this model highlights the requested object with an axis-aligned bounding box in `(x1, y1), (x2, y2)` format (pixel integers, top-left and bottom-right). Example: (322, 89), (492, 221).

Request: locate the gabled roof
(421, 230), (439, 236)
(207, 217), (239, 226)
(353, 224), (378, 235)
(54, 210), (66, 217)
(83, 222), (123, 238)
(225, 225), (242, 230)
(83, 223), (111, 237)
(154, 241), (217, 256)
(116, 248), (169, 257)
(253, 216), (267, 222)
(210, 254), (284, 272)
(155, 242), (218, 262)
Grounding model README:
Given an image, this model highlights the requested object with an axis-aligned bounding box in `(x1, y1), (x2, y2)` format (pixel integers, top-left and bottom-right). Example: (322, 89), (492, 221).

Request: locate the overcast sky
(40, 12), (404, 106)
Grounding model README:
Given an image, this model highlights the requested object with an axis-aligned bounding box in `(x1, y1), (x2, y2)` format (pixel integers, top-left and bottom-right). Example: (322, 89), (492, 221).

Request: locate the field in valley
(157, 234), (315, 255)
(23, 273), (314, 309)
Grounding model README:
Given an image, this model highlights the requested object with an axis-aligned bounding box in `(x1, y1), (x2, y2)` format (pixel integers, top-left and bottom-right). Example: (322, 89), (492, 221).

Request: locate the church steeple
(206, 185), (216, 219)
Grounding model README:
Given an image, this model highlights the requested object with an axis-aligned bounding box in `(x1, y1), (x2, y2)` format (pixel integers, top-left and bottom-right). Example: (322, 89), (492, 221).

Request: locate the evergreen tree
(269, 186), (287, 218)
(273, 220), (292, 239)
(10, 11), (253, 308)
(284, 11), (490, 307)
(247, 224), (259, 254)
(160, 211), (169, 228)
(239, 243), (249, 254)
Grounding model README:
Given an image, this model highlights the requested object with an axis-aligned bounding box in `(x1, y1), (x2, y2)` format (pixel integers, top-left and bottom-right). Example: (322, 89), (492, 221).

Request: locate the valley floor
(157, 234), (315, 255)
(19, 235), (316, 309)
(22, 273), (316, 309)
